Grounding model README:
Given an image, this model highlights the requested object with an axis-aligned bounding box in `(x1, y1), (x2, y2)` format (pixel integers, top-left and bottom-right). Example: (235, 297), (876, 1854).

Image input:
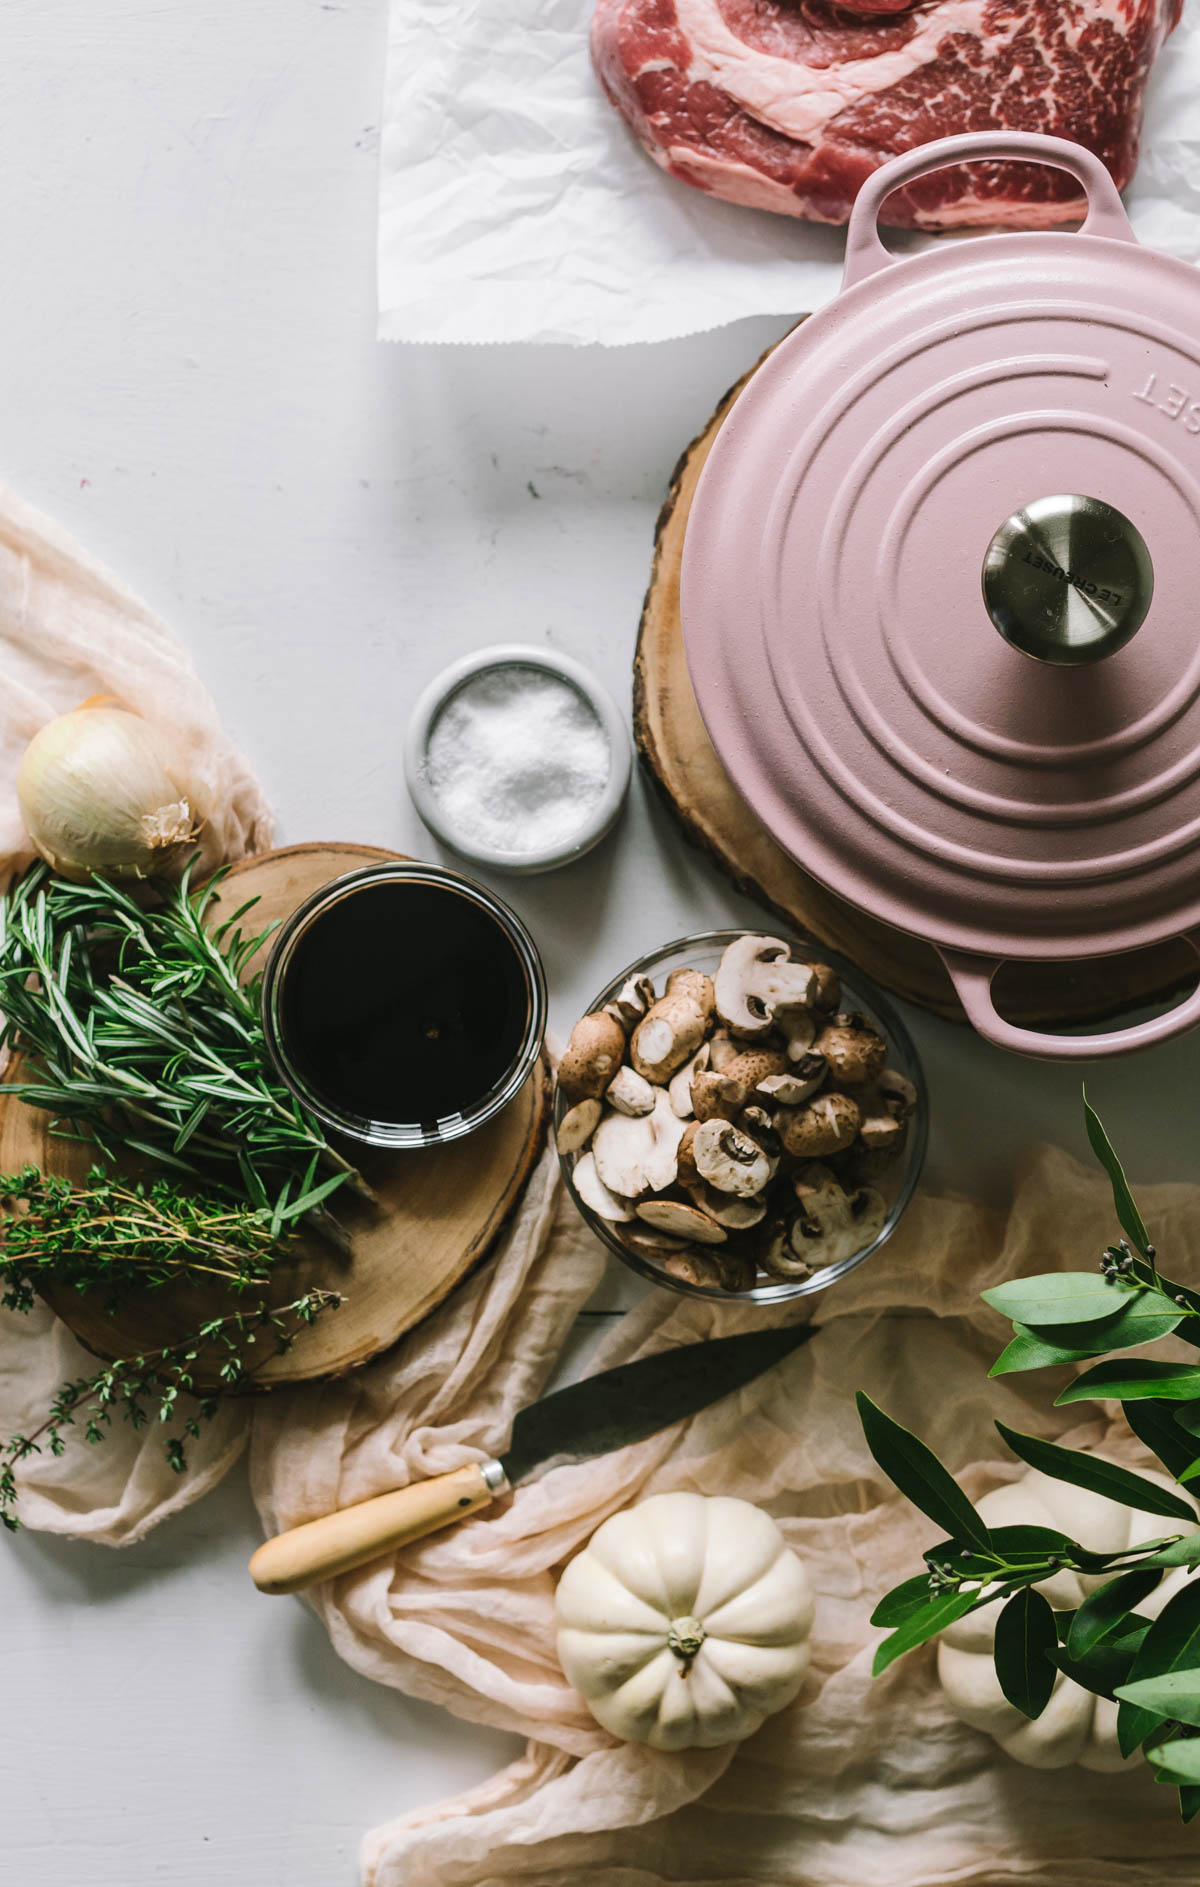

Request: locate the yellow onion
(17, 701), (205, 881)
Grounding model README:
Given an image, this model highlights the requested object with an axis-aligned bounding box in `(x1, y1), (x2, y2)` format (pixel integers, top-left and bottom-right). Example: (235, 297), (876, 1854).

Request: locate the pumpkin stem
(667, 1615), (707, 1676)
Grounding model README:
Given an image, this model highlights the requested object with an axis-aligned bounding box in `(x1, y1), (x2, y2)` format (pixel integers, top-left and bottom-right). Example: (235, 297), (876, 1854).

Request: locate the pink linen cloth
(0, 486), (270, 1536)
(0, 487), (1196, 1883)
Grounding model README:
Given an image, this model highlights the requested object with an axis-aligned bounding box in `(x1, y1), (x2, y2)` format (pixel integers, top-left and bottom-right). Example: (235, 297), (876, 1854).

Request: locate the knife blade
(249, 1321), (814, 1595)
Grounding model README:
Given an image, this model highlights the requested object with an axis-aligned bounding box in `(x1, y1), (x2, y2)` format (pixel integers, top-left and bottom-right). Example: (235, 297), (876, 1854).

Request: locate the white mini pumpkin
(937, 1461), (1198, 1771)
(555, 1491), (813, 1750)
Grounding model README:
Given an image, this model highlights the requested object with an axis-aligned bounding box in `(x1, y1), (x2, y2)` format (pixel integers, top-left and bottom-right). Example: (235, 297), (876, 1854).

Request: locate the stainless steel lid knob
(982, 493), (1153, 666)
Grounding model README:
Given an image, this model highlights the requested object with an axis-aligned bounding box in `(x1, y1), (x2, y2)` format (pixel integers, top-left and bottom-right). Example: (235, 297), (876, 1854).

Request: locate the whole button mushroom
(777, 1091), (861, 1158)
(630, 969), (715, 1083)
(558, 1011), (627, 1102)
(814, 1014), (887, 1089)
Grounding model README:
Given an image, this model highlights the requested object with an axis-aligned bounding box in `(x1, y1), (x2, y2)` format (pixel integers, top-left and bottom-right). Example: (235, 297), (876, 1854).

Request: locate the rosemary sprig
(0, 862), (368, 1236)
(0, 1286), (341, 1531)
(0, 1164), (288, 1313)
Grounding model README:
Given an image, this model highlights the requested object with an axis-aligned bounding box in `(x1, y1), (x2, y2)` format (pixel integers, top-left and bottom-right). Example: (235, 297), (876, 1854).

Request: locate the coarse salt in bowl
(404, 645), (633, 874)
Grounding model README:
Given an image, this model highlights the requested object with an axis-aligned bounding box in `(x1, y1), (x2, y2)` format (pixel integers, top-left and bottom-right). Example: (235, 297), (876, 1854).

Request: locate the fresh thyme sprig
(0, 1286), (341, 1531)
(0, 1164), (288, 1313)
(0, 861), (368, 1238)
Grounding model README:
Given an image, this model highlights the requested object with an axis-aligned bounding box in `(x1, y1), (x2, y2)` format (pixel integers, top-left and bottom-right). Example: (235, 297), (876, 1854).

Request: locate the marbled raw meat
(591, 0), (1183, 228)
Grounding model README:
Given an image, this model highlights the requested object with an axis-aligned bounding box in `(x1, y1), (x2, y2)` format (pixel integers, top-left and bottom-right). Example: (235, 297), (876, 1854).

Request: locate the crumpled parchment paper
(377, 0), (1200, 346)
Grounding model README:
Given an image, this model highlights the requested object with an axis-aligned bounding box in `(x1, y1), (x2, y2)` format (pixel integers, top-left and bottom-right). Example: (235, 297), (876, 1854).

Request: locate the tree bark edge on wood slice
(9, 843), (550, 1390)
(633, 342), (1199, 1033)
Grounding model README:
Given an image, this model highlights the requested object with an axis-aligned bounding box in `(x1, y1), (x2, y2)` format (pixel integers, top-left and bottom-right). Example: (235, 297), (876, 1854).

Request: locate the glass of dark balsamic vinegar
(261, 864), (546, 1147)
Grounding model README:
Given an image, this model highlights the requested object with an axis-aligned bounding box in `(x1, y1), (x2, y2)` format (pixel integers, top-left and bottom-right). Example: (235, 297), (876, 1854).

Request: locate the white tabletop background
(3, 3), (1200, 1880)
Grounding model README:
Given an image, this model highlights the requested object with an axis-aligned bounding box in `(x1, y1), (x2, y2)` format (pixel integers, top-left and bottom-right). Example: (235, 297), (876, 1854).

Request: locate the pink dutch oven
(682, 130), (1200, 1064)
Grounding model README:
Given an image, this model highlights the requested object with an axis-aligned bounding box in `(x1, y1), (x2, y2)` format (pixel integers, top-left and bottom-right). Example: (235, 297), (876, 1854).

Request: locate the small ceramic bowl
(555, 928), (928, 1303)
(404, 644), (633, 875)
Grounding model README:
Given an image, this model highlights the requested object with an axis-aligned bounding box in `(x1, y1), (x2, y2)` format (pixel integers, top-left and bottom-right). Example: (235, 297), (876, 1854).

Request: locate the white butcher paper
(377, 0), (1200, 347)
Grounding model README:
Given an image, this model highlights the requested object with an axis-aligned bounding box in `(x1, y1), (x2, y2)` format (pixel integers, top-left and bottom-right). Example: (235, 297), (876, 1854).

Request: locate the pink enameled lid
(681, 133), (1200, 1061)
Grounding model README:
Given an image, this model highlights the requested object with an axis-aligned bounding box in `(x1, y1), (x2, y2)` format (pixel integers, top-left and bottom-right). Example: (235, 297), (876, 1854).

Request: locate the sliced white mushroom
(756, 1218), (813, 1283)
(714, 935), (817, 1039)
(668, 1041), (710, 1118)
(572, 1151), (634, 1222)
(660, 1247), (731, 1290)
(635, 1197), (728, 1245)
(878, 1069), (918, 1119)
(846, 1185), (887, 1250)
(614, 1223), (689, 1255)
(643, 1088), (687, 1193)
(556, 1097), (602, 1155)
(708, 1030), (738, 1073)
(755, 1053), (826, 1107)
(859, 1109), (904, 1152)
(779, 1007), (818, 1060)
(592, 1107), (658, 1199)
(790, 1165), (861, 1266)
(603, 973), (656, 1034)
(605, 1065), (656, 1117)
(683, 1178), (767, 1231)
(692, 1117), (775, 1198)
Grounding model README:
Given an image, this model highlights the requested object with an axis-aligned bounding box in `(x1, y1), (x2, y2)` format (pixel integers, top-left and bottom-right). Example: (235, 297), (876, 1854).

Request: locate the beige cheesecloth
(0, 491), (1196, 1883)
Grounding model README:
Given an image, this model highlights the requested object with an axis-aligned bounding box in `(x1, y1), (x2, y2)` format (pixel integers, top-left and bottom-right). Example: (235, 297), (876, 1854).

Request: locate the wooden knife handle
(248, 1459), (509, 1595)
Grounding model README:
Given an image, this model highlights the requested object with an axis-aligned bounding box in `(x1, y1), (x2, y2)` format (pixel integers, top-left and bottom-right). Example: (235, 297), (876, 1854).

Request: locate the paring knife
(249, 1321), (814, 1595)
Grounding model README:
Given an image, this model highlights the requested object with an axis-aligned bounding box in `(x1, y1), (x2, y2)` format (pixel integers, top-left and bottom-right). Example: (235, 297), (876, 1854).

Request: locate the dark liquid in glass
(280, 882), (530, 1124)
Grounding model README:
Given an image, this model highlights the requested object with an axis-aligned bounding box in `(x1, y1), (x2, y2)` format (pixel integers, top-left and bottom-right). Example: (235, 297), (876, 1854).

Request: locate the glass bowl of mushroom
(554, 930), (927, 1302)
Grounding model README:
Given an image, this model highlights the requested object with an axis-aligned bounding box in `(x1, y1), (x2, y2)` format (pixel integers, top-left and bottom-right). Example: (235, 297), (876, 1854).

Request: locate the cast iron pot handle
(939, 938), (1200, 1063)
(843, 131), (1136, 290)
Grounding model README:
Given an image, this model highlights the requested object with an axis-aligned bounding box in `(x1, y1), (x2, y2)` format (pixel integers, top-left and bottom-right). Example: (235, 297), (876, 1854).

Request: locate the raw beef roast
(591, 0), (1183, 228)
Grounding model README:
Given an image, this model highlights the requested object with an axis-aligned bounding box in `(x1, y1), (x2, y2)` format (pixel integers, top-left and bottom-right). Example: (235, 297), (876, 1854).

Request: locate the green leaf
(870, 1574), (937, 1629)
(981, 1272), (1141, 1328)
(1055, 1359), (1200, 1407)
(1084, 1096), (1150, 1254)
(990, 1329), (1101, 1377)
(1124, 1400), (1200, 1481)
(1030, 1299), (1186, 1356)
(1052, 1621), (1150, 1699)
(993, 1587), (1058, 1719)
(1149, 1738), (1200, 1783)
(1175, 1405), (1200, 1441)
(995, 1421), (1198, 1524)
(1180, 1785), (1200, 1824)
(872, 1588), (981, 1677)
(857, 1393), (991, 1551)
(1116, 1670), (1200, 1730)
(277, 1169), (350, 1223)
(1139, 1534), (1200, 1571)
(1119, 1580), (1200, 1757)
(1068, 1570), (1164, 1660)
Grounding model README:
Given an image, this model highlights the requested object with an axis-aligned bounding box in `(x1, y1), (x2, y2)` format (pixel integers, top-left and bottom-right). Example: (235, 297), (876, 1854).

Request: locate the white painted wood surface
(4, 3), (1200, 1880)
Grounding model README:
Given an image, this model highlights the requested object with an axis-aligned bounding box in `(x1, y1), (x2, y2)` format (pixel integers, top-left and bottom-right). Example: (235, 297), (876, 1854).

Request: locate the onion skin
(17, 704), (205, 882)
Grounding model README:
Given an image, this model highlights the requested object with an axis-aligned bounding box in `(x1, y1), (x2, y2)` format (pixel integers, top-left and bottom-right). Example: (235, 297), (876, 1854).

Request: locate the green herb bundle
(0, 1285), (340, 1531)
(0, 859), (364, 1531)
(0, 861), (366, 1236)
(860, 1101), (1200, 1817)
(0, 1163), (286, 1312)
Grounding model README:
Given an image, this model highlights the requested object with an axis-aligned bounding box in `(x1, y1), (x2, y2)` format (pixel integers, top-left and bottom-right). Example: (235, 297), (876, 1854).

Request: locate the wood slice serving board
(633, 345), (1198, 1030)
(3, 843), (549, 1389)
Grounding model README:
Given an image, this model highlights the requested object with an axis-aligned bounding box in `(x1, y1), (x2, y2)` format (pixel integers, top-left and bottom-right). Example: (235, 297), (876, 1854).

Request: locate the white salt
(424, 663), (611, 857)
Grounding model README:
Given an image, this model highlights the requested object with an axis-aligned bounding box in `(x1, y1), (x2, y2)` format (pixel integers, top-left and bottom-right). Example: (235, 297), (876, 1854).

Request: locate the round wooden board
(7, 843), (550, 1389)
(633, 341), (1199, 1030)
